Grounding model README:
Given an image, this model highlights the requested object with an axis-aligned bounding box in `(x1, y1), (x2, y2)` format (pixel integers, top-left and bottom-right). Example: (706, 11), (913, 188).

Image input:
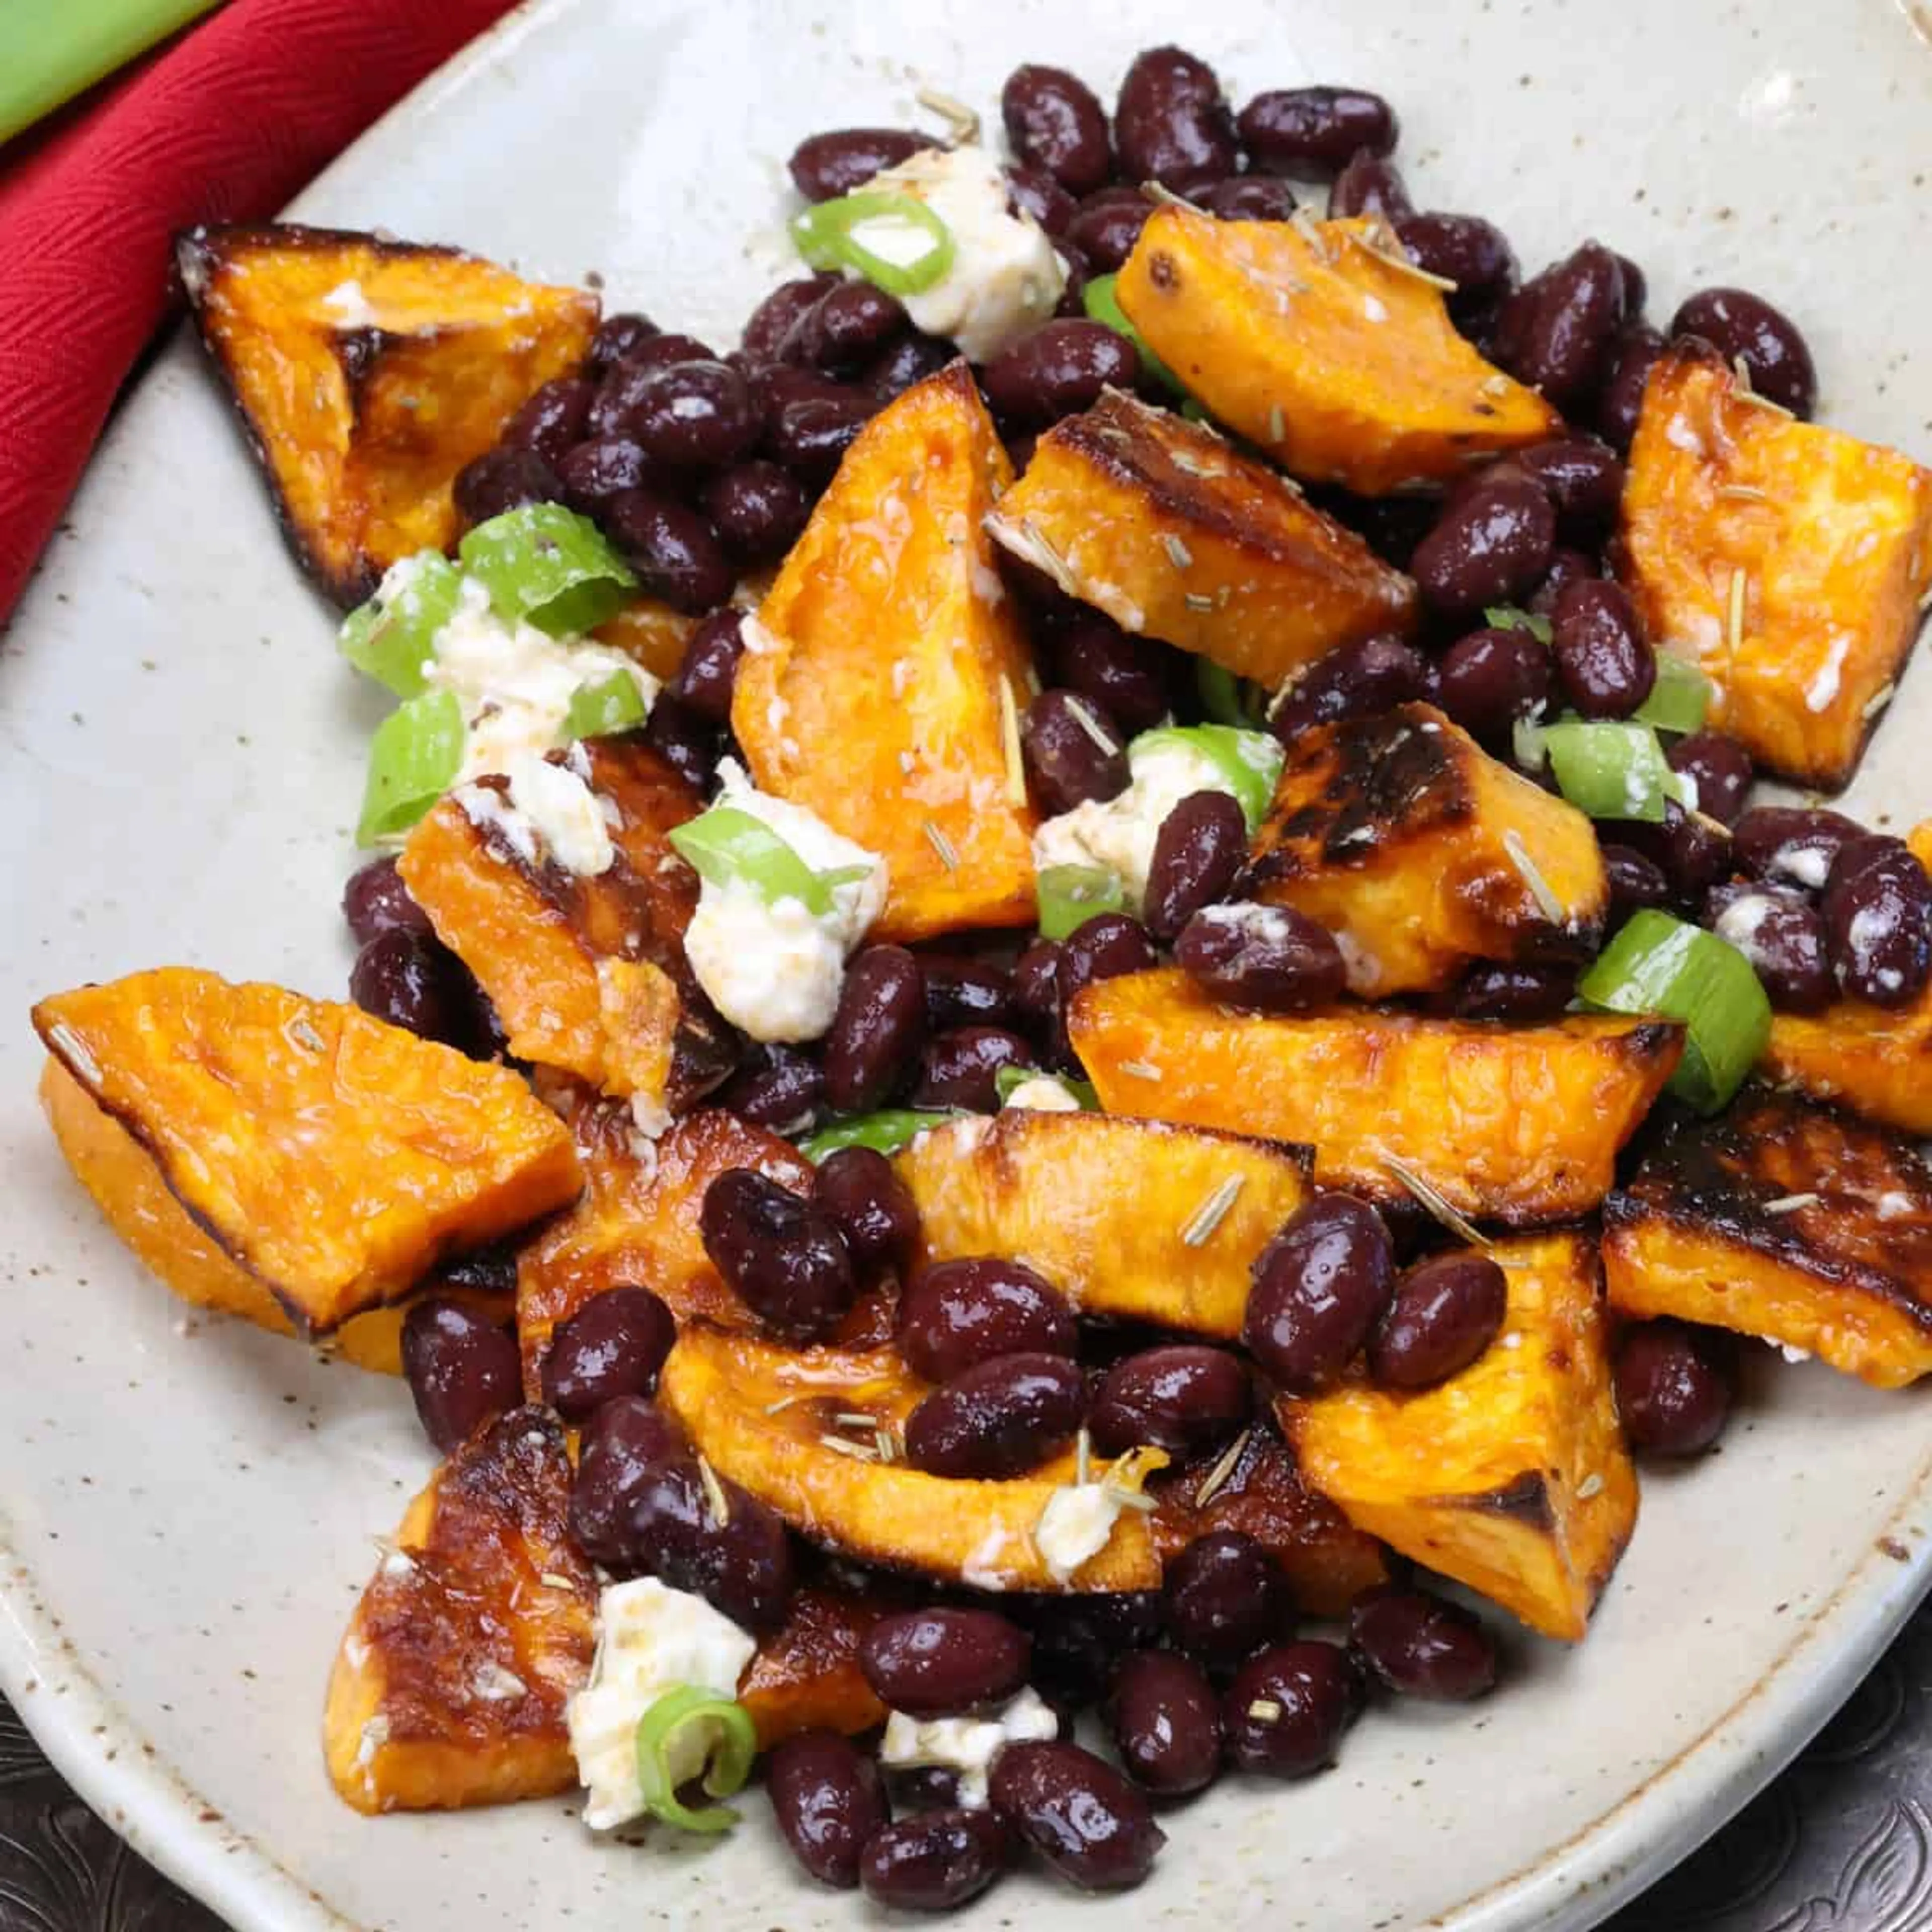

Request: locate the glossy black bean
(742, 274), (840, 362)
(1435, 627), (1553, 750)
(768, 389), (875, 481)
(452, 446), (560, 526)
(1551, 578), (1655, 718)
(897, 1258), (1077, 1383)
(1451, 962), (1577, 1023)
(1012, 936), (1073, 1069)
(432, 1241), (519, 1299)
(639, 694), (719, 792)
(1671, 286), (1816, 418)
(814, 1146), (920, 1276)
(555, 435), (668, 514)
(666, 608), (744, 722)
(1394, 212), (1516, 305)
(918, 954), (1016, 1032)
(568, 1396), (683, 1565)
(1059, 911), (1159, 1011)
(984, 320), (1139, 428)
(1667, 730), (1753, 828)
(712, 1043), (825, 1135)
(699, 1168), (856, 1342)
(822, 944), (926, 1114)
(989, 1741), (1165, 1892)
(702, 459), (811, 562)
(1163, 1529), (1292, 1670)
(1175, 902), (1347, 1012)
(1195, 176), (1301, 222)
(1591, 321), (1665, 452)
(1822, 839), (1932, 1007)
(587, 311), (659, 374)
(859, 1809), (1009, 1910)
(1051, 614), (1175, 733)
(866, 330), (957, 402)
(904, 1351), (1086, 1479)
(1705, 882), (1835, 1014)
(1052, 243), (1093, 321)
(1732, 806), (1867, 894)
(342, 855), (433, 945)
(910, 1026), (1035, 1112)
(1109, 1650), (1222, 1797)
(1238, 86), (1397, 179)
(1327, 152), (1413, 222)
(1143, 790), (1249, 941)
(1223, 1641), (1359, 1777)
(1244, 1193), (1396, 1393)
(1115, 45), (1237, 194)
(1004, 161), (1078, 240)
(1369, 1251), (1508, 1389)
(784, 280), (908, 373)
(1002, 64), (1113, 196)
(1018, 1593), (1163, 1709)
(1527, 545), (1598, 621)
(502, 376), (596, 467)
(350, 929), (467, 1045)
(1600, 844), (1670, 934)
(1502, 240), (1627, 409)
(1411, 472), (1557, 617)
(601, 490), (734, 613)
(1643, 800), (1735, 907)
(1348, 1587), (1497, 1701)
(1090, 1345), (1250, 1459)
(860, 1607), (1032, 1717)
(1267, 633), (1427, 741)
(768, 1731), (889, 1890)
(1067, 187), (1155, 271)
(541, 1286), (676, 1421)
(1615, 1319), (1734, 1456)
(622, 359), (762, 470)
(400, 1299), (521, 1453)
(1516, 438), (1625, 535)
(789, 126), (934, 202)
(585, 341), (709, 440)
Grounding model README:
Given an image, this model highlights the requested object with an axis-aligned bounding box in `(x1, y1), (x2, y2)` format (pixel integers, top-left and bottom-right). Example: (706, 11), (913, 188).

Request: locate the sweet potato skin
(33, 969), (580, 1334)
(1603, 1087), (1932, 1388)
(732, 361), (1037, 943)
(1619, 342), (1932, 788)
(1281, 1232), (1635, 1641)
(323, 1407), (597, 1812)
(1071, 969), (1681, 1225)
(1117, 208), (1557, 493)
(178, 223), (598, 605)
(739, 1588), (889, 1750)
(895, 1109), (1311, 1338)
(988, 387), (1416, 684)
(1245, 703), (1606, 995)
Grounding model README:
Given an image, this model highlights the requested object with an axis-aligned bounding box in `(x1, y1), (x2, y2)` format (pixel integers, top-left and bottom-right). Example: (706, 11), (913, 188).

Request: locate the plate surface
(3, 3), (1931, 1928)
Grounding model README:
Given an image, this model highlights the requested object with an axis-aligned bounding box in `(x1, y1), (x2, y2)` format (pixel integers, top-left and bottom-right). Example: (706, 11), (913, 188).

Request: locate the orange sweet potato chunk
(590, 599), (699, 683)
(1117, 208), (1557, 493)
(324, 1408), (597, 1813)
(732, 361), (1038, 942)
(1619, 343), (1932, 788)
(739, 1588), (889, 1750)
(178, 223), (598, 605)
(1071, 969), (1681, 1225)
(1245, 703), (1607, 995)
(399, 739), (735, 1116)
(33, 969), (580, 1335)
(1281, 1232), (1636, 1641)
(988, 387), (1416, 686)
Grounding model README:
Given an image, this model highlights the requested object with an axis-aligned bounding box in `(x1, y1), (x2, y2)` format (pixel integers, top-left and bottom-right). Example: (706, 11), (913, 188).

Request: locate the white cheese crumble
(1778, 1343), (1813, 1364)
(461, 750), (615, 876)
(681, 760), (887, 1043)
(1768, 841), (1832, 891)
(1714, 891), (1778, 959)
(1001, 1074), (1083, 1112)
(1034, 1481), (1134, 1583)
(567, 1578), (756, 1831)
(879, 1687), (1059, 1808)
(863, 146), (1065, 362)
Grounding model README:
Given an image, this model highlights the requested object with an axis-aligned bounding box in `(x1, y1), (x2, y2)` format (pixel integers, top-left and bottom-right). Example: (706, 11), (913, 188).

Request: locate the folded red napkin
(0, 0), (524, 627)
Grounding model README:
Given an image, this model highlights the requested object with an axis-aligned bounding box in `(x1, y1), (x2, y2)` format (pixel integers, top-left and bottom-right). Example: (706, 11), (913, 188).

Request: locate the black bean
(904, 1352), (1086, 1479)
(1164, 1529), (1292, 1670)
(342, 855), (433, 945)
(1243, 1193), (1396, 1393)
(1512, 241), (1630, 409)
(1090, 1345), (1250, 1459)
(620, 331), (722, 375)
(897, 1258), (1077, 1383)
(1435, 627), (1553, 750)
(1224, 1640), (1359, 1776)
(1602, 842), (1671, 927)
(768, 389), (875, 481)
(1596, 322), (1667, 452)
(350, 929), (468, 1045)
(541, 1286), (676, 1421)
(1002, 64), (1114, 196)
(1615, 1319), (1734, 1456)
(1671, 286), (1816, 418)
(1327, 152), (1413, 222)
(1644, 801), (1734, 908)
(860, 1607), (1032, 1716)
(1705, 883), (1835, 1014)
(822, 945), (926, 1114)
(1611, 253), (1649, 319)
(702, 460), (811, 563)
(568, 1395), (683, 1565)
(586, 346), (697, 440)
(1822, 838), (1932, 1006)
(983, 320), (1139, 428)
(502, 376), (596, 467)
(1348, 1587), (1497, 1701)
(452, 446), (560, 526)
(1551, 578), (1655, 718)
(1019, 1593), (1164, 1709)
(1369, 1251), (1508, 1389)
(1005, 162), (1078, 240)
(1052, 244), (1094, 320)
(600, 490), (733, 613)
(918, 954), (1016, 1032)
(742, 274), (840, 362)
(1012, 937), (1073, 1069)
(910, 1026), (1035, 1112)
(768, 1730), (889, 1890)
(1667, 731), (1753, 828)
(813, 1146), (919, 1277)
(1527, 545), (1598, 620)
(1516, 438), (1625, 536)
(1144, 790), (1249, 941)
(1175, 902), (1347, 1012)
(1067, 187), (1156, 271)
(784, 280), (909, 373)
(1115, 45), (1237, 194)
(699, 1168), (856, 1342)
(640, 694), (719, 792)
(1051, 614), (1176, 733)
(555, 435), (669, 514)
(622, 359), (762, 469)
(867, 331), (958, 402)
(789, 127), (934, 202)
(1059, 912), (1159, 1011)
(1267, 633), (1428, 741)
(1394, 212), (1516, 305)
(400, 1299), (521, 1453)
(1109, 1650), (1222, 1796)
(1451, 962), (1576, 1023)
(588, 311), (660, 374)
(667, 608), (744, 722)
(711, 1043), (824, 1135)
(989, 1740), (1165, 1892)
(859, 1809), (1009, 1910)
(1732, 806), (1867, 894)
(1196, 176), (1302, 222)
(1411, 470), (1557, 617)
(1238, 86), (1397, 178)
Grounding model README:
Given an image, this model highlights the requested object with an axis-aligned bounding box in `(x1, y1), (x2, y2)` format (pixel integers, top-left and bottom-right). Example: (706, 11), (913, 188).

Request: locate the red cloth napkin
(0, 0), (524, 626)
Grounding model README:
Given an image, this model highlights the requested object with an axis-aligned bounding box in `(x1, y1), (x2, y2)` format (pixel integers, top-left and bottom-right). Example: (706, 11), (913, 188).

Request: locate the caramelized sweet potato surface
(178, 223), (598, 604)
(1619, 343), (1932, 788)
(1281, 1232), (1635, 1641)
(988, 387), (1416, 684)
(34, 970), (580, 1334)
(589, 599), (700, 683)
(1117, 208), (1557, 492)
(1071, 969), (1680, 1225)
(738, 1587), (889, 1750)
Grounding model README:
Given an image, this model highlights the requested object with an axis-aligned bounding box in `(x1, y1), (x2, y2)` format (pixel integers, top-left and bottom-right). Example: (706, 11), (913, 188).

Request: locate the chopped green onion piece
(356, 689), (465, 845)
(338, 553), (462, 698)
(992, 1065), (1100, 1108)
(1195, 660), (1264, 728)
(1632, 654), (1714, 736)
(1037, 863), (1127, 941)
(1578, 909), (1771, 1113)
(1484, 606), (1554, 644)
(1133, 724), (1283, 830)
(564, 669), (650, 741)
(790, 191), (956, 297)
(667, 807), (863, 918)
(633, 1686), (757, 1834)
(457, 503), (635, 638)
(1083, 273), (1185, 394)
(1540, 719), (1675, 823)
(800, 1110), (962, 1162)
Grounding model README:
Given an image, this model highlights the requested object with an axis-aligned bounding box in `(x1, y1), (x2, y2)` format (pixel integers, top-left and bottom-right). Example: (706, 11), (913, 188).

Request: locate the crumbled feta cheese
(503, 750), (615, 875)
(863, 147), (1065, 361)
(1778, 1342), (1813, 1364)
(567, 1579), (756, 1831)
(1001, 1074), (1082, 1112)
(961, 1524), (1014, 1591)
(322, 278), (379, 328)
(879, 1687), (1059, 1808)
(1769, 841), (1832, 891)
(1034, 1481), (1132, 1583)
(1714, 891), (1777, 959)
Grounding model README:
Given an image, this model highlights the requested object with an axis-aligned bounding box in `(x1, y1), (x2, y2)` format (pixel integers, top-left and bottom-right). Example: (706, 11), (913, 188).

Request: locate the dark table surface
(3, 1598), (1928, 1931)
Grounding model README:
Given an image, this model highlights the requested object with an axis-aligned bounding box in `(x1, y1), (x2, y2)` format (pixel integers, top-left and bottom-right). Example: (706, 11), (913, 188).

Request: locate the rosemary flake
(818, 1433), (878, 1462)
(1343, 224), (1457, 290)
(1064, 694), (1120, 755)
(1717, 484), (1771, 505)
(1161, 532), (1194, 570)
(44, 1022), (102, 1086)
(1193, 1428), (1251, 1509)
(986, 512), (1080, 596)
(696, 1454), (731, 1528)
(998, 674), (1027, 808)
(1728, 568), (1749, 654)
(1184, 591), (1218, 613)
(923, 819), (959, 871)
(1763, 1192), (1820, 1214)
(1247, 1698), (1283, 1723)
(1141, 178), (1206, 214)
(1117, 1059), (1164, 1081)
(1076, 1427), (1092, 1488)
(915, 85), (981, 144)
(1379, 1150), (1492, 1251)
(1864, 683), (1897, 721)
(1179, 1174), (1245, 1247)
(1502, 829), (1565, 924)
(1267, 403), (1287, 443)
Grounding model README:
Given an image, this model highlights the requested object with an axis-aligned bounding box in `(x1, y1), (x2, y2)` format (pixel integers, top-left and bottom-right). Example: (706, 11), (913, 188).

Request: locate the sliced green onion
(633, 1686), (757, 1834)
(1037, 863), (1127, 941)
(790, 191), (956, 297)
(1578, 909), (1771, 1113)
(1632, 654), (1714, 737)
(1133, 724), (1283, 830)
(356, 689), (466, 845)
(667, 807), (866, 918)
(564, 669), (651, 741)
(1195, 660), (1264, 728)
(1539, 719), (1675, 824)
(800, 1110), (962, 1162)
(457, 503), (635, 638)
(338, 553), (463, 698)
(1084, 273), (1185, 394)
(993, 1065), (1100, 1108)
(1484, 606), (1554, 643)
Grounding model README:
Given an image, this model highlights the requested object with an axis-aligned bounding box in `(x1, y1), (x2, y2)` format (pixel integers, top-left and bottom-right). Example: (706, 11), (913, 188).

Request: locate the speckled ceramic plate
(4, 2), (1931, 1927)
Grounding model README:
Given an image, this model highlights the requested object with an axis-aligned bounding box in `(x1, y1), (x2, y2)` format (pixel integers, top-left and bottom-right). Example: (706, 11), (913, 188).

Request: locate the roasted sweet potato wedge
(1072, 969), (1681, 1226)
(987, 387), (1416, 685)
(1116, 208), (1558, 493)
(1603, 1087), (1932, 1388)
(1281, 1231), (1635, 1641)
(732, 361), (1038, 943)
(399, 739), (734, 1116)
(178, 223), (599, 605)
(739, 1587), (889, 1750)
(33, 969), (580, 1335)
(1619, 342), (1932, 788)
(1244, 703), (1607, 995)
(324, 1408), (597, 1812)
(659, 1329), (1162, 1593)
(895, 1109), (1311, 1337)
